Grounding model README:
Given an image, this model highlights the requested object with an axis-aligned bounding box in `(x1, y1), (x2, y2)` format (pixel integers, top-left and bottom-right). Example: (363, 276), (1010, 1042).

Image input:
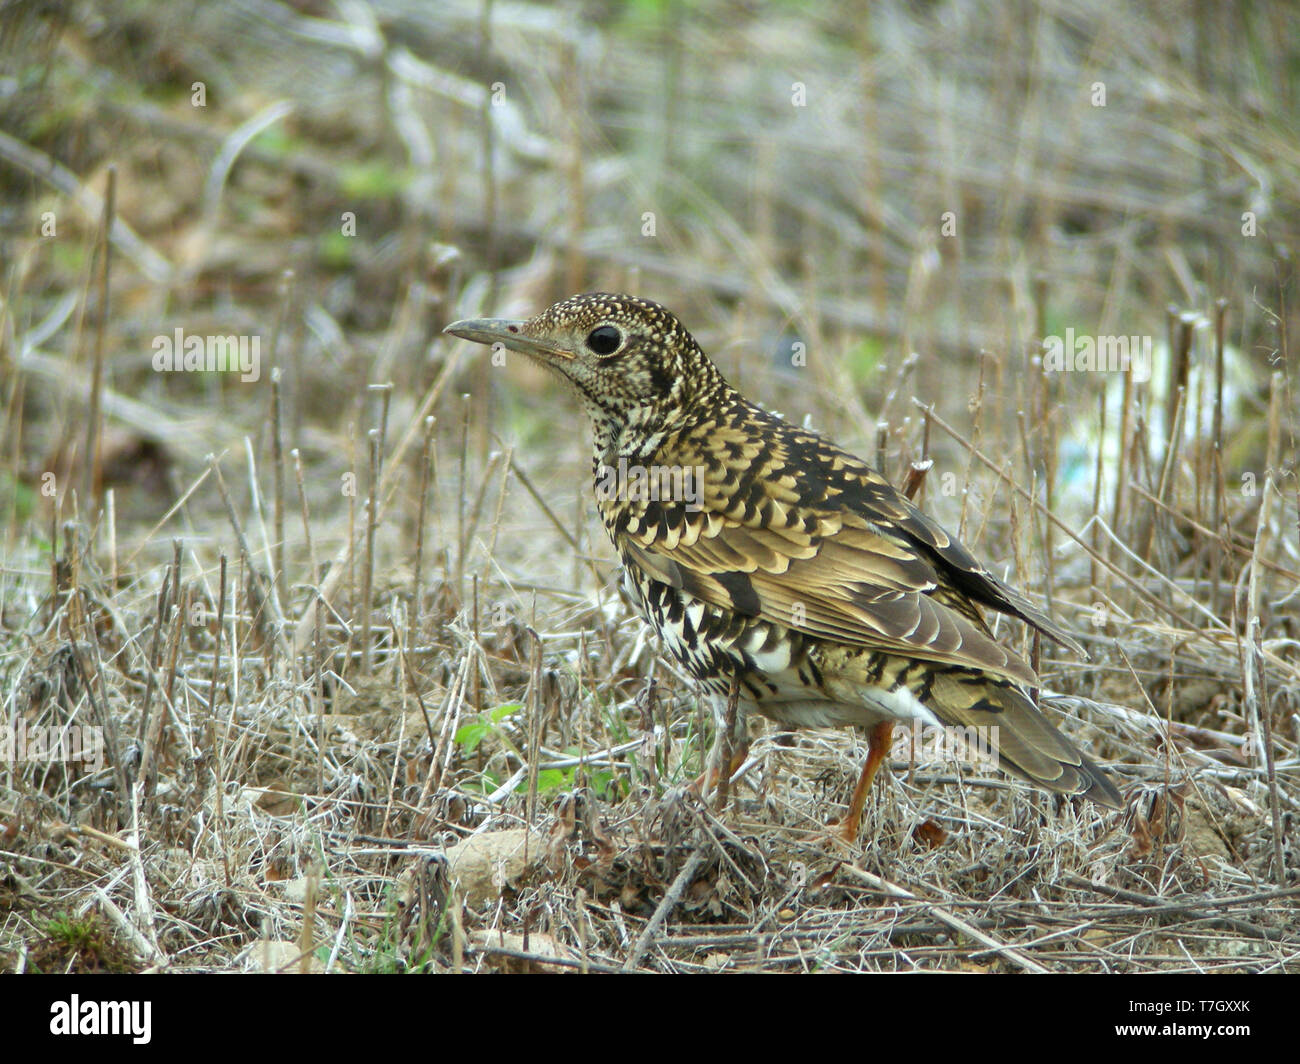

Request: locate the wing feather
(614, 405), (1082, 685)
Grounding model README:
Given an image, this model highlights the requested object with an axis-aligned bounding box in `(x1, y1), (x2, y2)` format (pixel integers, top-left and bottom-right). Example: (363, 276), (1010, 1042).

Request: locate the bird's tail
(925, 669), (1122, 808)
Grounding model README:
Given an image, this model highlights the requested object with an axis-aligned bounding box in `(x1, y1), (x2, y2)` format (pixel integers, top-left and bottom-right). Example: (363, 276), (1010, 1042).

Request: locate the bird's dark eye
(585, 325), (623, 356)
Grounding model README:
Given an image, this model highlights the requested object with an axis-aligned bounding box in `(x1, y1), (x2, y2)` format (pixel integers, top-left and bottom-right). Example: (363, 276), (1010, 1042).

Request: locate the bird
(444, 293), (1122, 841)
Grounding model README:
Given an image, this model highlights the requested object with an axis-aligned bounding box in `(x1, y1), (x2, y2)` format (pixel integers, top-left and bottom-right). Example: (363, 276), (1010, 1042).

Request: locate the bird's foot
(819, 814), (862, 850)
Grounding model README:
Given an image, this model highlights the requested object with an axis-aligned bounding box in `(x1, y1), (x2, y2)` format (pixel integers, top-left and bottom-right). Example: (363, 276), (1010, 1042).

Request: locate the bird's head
(444, 293), (725, 455)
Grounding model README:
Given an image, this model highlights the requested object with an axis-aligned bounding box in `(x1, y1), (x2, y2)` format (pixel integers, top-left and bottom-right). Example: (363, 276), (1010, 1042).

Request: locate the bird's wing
(616, 416), (1082, 687)
(622, 510), (1040, 688)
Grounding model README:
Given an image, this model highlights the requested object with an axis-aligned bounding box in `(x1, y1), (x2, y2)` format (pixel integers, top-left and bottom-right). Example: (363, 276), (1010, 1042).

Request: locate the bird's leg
(830, 720), (897, 844)
(712, 673), (742, 812)
(691, 739), (750, 802)
(691, 676), (747, 807)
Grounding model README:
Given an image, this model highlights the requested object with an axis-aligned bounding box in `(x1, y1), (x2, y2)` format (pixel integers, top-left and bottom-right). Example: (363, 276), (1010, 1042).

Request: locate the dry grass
(1, 0), (1297, 973)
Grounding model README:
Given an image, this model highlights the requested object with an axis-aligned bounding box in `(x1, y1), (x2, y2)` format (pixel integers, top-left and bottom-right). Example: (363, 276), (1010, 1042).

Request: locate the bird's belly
(748, 693), (880, 730)
(746, 669), (941, 731)
(622, 571), (941, 731)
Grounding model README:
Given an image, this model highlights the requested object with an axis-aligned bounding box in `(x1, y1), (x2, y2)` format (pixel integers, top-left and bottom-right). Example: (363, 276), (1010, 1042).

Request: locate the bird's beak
(443, 318), (575, 361)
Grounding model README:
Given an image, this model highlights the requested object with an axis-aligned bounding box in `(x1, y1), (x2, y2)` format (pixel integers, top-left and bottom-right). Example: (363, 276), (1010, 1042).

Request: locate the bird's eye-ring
(586, 325), (623, 356)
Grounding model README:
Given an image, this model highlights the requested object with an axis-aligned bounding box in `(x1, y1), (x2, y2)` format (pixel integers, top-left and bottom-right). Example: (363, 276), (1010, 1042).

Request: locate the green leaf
(452, 720), (490, 751)
(488, 702), (522, 723)
(534, 768), (569, 793)
(452, 703), (522, 751)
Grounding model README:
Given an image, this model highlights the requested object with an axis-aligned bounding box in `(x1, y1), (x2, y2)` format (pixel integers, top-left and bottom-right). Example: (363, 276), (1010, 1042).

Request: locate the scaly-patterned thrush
(445, 293), (1121, 841)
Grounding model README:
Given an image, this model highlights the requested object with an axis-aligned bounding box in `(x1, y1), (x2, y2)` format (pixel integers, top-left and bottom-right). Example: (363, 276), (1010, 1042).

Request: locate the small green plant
(362, 885), (448, 974)
(843, 337), (884, 382)
(44, 912), (104, 952)
(318, 230), (356, 269)
(453, 702), (522, 752)
(33, 912), (135, 973)
(1, 473), (37, 523)
(338, 160), (410, 200)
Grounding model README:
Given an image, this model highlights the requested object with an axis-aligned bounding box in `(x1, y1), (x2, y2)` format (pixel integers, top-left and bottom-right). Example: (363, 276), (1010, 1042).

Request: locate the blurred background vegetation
(4, 0), (1297, 552)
